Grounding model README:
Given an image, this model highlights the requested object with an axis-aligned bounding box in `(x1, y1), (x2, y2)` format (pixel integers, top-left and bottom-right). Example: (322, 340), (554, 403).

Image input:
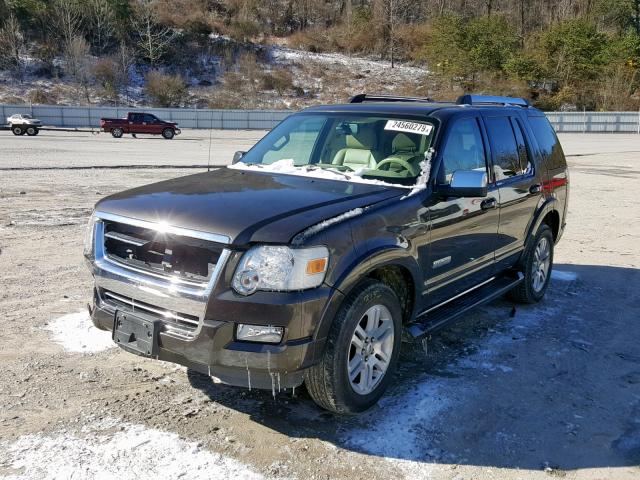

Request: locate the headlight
(83, 211), (97, 259)
(232, 245), (329, 295)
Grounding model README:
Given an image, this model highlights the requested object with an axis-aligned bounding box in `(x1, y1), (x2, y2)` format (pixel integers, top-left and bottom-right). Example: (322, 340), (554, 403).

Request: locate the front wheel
(111, 127), (123, 138)
(11, 125), (24, 136)
(162, 128), (175, 139)
(25, 126), (38, 136)
(305, 280), (402, 414)
(508, 224), (554, 304)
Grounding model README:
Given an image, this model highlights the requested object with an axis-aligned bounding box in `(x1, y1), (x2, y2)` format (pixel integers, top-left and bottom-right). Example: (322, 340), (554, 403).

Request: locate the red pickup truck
(100, 112), (181, 139)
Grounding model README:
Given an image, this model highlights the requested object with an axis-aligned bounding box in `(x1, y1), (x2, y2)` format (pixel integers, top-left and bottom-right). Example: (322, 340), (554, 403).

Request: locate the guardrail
(2, 104), (640, 132)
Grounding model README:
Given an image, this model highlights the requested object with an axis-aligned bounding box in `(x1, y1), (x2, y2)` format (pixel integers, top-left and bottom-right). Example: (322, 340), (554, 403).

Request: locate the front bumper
(88, 213), (332, 389)
(91, 292), (326, 389)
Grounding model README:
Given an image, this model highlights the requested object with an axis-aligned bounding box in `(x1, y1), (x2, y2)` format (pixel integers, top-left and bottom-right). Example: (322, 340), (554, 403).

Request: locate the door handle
(481, 197), (497, 210)
(529, 184), (542, 194)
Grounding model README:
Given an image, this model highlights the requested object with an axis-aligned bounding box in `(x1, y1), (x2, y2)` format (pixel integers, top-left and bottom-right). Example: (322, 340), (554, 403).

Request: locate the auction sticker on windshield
(384, 120), (433, 136)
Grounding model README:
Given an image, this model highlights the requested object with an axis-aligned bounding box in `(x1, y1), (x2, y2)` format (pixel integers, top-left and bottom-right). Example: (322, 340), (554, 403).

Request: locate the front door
(424, 115), (500, 308)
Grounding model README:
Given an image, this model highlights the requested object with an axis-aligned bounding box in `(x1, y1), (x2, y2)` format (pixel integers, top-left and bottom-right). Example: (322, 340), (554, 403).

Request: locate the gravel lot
(1, 130), (639, 480)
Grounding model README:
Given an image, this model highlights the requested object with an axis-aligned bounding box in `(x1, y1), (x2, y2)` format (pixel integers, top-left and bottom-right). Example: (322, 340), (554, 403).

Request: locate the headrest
(345, 127), (376, 150)
(392, 133), (416, 153)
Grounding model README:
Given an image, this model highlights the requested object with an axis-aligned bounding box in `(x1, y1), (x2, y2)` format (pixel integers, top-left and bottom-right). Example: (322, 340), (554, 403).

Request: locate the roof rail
(349, 93), (435, 104)
(456, 94), (530, 107)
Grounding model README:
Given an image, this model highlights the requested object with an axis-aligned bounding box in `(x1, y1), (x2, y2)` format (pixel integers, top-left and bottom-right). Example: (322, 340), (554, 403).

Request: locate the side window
(484, 116), (524, 180)
(510, 118), (533, 175)
(130, 113), (143, 123)
(143, 114), (157, 123)
(529, 116), (565, 170)
(440, 117), (487, 184)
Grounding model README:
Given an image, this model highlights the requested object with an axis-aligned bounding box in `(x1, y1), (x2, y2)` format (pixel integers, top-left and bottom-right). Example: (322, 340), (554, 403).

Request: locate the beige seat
(332, 128), (379, 170)
(391, 133), (417, 159)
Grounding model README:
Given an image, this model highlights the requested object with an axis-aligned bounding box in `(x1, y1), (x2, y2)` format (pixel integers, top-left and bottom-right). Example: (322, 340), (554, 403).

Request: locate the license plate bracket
(113, 310), (160, 357)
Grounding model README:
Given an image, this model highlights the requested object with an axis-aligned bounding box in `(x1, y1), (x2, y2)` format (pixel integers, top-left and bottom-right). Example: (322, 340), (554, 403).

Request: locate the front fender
(313, 242), (422, 345)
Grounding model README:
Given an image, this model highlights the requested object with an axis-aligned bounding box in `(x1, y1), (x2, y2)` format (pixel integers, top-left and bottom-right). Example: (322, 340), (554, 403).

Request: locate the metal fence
(2, 104), (640, 132)
(0, 104), (290, 130)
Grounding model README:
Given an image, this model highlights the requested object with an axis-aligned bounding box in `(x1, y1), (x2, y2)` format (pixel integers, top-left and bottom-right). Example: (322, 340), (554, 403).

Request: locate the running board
(407, 273), (524, 338)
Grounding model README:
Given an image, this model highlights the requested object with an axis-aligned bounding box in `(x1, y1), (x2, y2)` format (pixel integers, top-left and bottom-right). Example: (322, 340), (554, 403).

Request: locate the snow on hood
(228, 159), (412, 188)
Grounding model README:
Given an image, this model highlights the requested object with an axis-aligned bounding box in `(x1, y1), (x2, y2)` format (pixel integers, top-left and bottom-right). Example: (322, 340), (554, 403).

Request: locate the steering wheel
(375, 157), (419, 177)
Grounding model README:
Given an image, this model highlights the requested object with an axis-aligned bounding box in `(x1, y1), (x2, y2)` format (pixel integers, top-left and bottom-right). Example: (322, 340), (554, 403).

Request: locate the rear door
(482, 114), (542, 268)
(425, 115), (501, 307)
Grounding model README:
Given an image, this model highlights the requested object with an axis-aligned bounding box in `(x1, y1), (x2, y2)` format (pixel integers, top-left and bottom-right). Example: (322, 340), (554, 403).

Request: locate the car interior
(320, 119), (432, 178)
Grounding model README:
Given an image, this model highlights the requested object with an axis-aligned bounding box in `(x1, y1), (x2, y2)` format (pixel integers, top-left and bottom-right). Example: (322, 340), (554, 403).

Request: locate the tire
(11, 125), (24, 136)
(508, 224), (554, 304)
(305, 279), (402, 414)
(162, 128), (175, 140)
(111, 127), (123, 138)
(25, 126), (38, 136)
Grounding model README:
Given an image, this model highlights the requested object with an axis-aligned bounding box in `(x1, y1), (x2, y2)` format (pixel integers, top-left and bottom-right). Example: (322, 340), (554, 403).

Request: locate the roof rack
(456, 94), (530, 107)
(349, 94), (435, 104)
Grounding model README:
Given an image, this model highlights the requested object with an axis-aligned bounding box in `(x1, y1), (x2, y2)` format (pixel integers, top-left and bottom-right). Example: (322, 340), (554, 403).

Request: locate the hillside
(1, 0), (639, 110)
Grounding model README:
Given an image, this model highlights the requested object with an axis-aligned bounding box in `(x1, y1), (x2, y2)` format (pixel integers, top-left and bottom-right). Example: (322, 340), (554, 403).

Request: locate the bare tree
(376, 0), (411, 68)
(66, 35), (93, 103)
(88, 0), (116, 55)
(51, 0), (83, 54)
(133, 0), (176, 67)
(0, 13), (25, 80)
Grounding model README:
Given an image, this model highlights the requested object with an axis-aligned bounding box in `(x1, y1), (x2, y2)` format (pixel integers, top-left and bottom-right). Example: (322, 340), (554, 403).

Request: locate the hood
(96, 167), (404, 244)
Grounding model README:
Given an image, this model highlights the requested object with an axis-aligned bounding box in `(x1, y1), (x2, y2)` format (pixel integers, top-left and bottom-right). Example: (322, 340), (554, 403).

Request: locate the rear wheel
(11, 125), (24, 136)
(25, 126), (38, 136)
(162, 128), (175, 140)
(508, 224), (554, 304)
(111, 127), (123, 138)
(305, 280), (402, 414)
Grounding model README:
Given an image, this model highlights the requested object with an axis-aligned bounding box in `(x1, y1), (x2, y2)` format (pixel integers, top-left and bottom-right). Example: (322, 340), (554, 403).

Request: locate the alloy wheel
(347, 304), (394, 395)
(532, 237), (551, 292)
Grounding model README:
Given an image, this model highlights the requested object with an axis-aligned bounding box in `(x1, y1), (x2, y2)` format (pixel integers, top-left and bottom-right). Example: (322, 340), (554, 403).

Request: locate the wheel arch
(314, 247), (421, 344)
(526, 198), (561, 246)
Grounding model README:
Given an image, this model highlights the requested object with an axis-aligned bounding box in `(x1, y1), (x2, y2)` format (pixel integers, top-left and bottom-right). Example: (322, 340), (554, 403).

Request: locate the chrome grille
(102, 290), (199, 330)
(102, 219), (224, 287)
(91, 211), (231, 338)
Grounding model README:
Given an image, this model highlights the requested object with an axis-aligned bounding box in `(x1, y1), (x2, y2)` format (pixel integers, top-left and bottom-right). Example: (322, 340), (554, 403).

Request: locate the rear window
(484, 116), (526, 180)
(528, 116), (566, 170)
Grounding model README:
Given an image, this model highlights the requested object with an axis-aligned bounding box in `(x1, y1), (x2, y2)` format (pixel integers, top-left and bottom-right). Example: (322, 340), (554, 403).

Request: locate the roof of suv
(302, 94), (543, 118)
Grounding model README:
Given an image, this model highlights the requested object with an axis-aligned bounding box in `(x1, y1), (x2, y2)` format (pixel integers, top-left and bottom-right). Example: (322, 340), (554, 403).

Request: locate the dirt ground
(0, 130), (639, 480)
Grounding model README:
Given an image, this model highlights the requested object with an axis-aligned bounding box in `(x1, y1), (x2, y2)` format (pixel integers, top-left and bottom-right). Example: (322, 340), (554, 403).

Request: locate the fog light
(236, 324), (283, 344)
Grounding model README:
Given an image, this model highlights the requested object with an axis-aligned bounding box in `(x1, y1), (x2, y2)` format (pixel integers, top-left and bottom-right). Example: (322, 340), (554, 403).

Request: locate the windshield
(237, 113), (436, 185)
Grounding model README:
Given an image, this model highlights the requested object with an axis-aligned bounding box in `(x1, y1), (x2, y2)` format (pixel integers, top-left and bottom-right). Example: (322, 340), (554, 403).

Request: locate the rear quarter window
(528, 116), (566, 170)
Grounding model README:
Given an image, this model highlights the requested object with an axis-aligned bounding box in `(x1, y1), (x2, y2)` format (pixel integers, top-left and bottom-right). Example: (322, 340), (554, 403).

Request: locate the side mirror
(232, 151), (246, 164)
(443, 170), (488, 197)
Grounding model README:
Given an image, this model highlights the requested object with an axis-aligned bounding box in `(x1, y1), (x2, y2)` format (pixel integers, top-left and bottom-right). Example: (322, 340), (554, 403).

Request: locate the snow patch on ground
(0, 418), (263, 480)
(551, 270), (578, 282)
(44, 311), (115, 354)
(272, 47), (427, 78)
(342, 304), (560, 476)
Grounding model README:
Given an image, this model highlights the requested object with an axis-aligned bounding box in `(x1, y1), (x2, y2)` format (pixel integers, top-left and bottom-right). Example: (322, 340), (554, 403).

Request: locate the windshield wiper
(305, 165), (352, 179)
